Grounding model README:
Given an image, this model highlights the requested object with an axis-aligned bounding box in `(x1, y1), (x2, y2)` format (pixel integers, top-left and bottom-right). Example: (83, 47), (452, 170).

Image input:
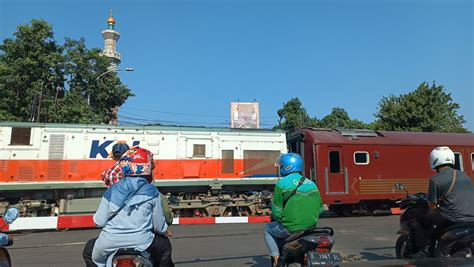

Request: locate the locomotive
(0, 122), (286, 218)
(0, 122), (473, 219)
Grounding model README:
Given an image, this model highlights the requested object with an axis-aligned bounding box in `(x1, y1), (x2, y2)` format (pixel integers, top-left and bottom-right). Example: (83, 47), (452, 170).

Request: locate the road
(6, 216), (472, 266)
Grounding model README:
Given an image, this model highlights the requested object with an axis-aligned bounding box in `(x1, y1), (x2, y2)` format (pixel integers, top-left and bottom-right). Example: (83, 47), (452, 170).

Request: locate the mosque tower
(100, 10), (121, 69)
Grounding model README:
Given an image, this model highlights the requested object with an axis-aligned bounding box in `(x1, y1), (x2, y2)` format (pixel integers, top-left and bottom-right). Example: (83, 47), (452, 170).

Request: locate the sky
(1, 0), (473, 130)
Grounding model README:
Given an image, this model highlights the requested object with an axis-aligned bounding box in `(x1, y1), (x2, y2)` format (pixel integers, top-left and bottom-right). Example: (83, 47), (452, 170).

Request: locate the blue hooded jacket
(92, 176), (167, 267)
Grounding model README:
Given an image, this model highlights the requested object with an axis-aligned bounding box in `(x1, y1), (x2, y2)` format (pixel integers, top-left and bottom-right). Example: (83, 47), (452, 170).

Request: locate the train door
(471, 152), (474, 177)
(326, 146), (348, 194)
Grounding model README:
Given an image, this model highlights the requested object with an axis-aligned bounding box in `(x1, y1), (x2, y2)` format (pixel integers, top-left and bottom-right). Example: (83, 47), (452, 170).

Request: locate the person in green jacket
(264, 153), (323, 265)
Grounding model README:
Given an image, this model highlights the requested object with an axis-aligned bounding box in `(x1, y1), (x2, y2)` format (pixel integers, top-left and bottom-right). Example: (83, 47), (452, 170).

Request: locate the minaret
(100, 10), (121, 69)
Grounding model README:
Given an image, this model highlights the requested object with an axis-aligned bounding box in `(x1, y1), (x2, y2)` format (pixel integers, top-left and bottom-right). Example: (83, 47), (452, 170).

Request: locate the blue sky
(1, 0), (473, 130)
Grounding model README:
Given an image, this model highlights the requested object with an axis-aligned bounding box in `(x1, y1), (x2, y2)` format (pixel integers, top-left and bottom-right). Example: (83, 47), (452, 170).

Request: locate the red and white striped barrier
(0, 207), (401, 231)
(0, 215), (271, 231)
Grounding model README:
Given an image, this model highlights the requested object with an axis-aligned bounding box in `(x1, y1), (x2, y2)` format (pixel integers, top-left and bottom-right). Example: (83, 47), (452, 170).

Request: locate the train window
(193, 144), (206, 157)
(454, 152), (463, 171)
(10, 127), (31, 145)
(222, 150), (234, 173)
(243, 150), (280, 175)
(471, 153), (474, 171)
(354, 152), (370, 165)
(329, 151), (341, 173)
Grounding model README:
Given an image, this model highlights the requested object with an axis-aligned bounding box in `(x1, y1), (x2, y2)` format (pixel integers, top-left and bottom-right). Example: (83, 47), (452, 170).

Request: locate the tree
(318, 107), (370, 129)
(275, 98), (318, 130)
(0, 19), (133, 124)
(63, 38), (133, 123)
(374, 82), (467, 132)
(0, 19), (64, 122)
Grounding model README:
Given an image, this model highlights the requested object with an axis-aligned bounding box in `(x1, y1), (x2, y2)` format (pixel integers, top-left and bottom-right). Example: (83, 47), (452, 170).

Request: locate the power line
(118, 114), (275, 128)
(120, 115), (229, 126)
(120, 107), (278, 119)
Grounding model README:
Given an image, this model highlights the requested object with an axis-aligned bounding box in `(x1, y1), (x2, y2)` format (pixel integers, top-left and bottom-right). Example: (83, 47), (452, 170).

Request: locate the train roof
(0, 121), (285, 134)
(293, 128), (474, 147)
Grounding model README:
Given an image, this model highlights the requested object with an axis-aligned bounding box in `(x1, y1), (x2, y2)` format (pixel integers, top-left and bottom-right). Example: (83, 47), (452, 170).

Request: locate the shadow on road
(360, 251), (397, 261)
(174, 254), (269, 265)
(358, 246), (397, 261)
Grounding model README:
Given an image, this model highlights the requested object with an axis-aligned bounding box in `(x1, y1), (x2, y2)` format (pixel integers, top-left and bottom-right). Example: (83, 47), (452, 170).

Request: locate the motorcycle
(393, 183), (474, 259)
(0, 208), (19, 267)
(274, 226), (342, 267)
(111, 248), (153, 267)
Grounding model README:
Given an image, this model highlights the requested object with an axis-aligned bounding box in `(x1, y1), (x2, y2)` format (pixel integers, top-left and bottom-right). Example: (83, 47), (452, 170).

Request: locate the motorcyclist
(101, 141), (129, 187)
(0, 208), (18, 246)
(101, 143), (173, 227)
(412, 146), (474, 257)
(82, 147), (174, 267)
(264, 153), (323, 265)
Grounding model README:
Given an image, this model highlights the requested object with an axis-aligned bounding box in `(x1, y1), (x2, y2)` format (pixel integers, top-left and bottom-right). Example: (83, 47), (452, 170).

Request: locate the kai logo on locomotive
(89, 140), (140, 158)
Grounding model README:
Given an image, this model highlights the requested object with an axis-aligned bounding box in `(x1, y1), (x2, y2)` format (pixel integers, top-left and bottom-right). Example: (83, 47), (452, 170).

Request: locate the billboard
(230, 102), (259, 129)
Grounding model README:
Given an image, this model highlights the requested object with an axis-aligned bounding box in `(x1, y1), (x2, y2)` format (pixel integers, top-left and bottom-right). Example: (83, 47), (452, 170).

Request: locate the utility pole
(36, 81), (43, 123)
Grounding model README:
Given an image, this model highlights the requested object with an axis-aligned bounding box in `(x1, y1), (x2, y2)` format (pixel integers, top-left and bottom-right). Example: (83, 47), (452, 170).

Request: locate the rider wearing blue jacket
(82, 147), (174, 267)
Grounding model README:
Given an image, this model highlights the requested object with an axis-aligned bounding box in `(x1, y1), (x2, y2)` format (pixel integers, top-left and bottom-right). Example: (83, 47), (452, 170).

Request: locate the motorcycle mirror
(394, 183), (405, 191)
(3, 208), (19, 224)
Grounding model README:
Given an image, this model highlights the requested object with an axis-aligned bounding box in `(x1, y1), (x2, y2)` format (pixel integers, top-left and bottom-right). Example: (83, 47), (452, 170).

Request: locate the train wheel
(329, 205), (351, 217)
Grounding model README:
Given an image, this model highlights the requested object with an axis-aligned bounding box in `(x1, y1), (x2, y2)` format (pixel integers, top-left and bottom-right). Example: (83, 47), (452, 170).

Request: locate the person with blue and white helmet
(264, 153), (323, 266)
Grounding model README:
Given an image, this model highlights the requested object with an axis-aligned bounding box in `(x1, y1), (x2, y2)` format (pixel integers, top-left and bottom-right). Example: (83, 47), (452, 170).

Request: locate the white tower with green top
(100, 10), (121, 69)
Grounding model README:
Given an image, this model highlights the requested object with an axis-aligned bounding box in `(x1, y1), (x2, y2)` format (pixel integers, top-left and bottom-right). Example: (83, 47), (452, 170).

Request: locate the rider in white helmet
(413, 146), (474, 258)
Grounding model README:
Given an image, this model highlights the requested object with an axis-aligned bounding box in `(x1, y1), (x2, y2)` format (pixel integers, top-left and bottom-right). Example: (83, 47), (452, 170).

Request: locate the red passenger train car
(287, 128), (474, 215)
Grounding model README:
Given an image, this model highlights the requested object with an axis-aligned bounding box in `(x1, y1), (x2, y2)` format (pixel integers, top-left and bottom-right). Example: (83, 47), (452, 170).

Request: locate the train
(0, 122), (473, 218)
(0, 122), (286, 217)
(287, 128), (474, 215)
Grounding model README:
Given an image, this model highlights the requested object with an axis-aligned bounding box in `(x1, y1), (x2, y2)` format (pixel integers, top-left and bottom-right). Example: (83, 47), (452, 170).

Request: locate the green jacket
(271, 172), (323, 232)
(160, 193), (173, 226)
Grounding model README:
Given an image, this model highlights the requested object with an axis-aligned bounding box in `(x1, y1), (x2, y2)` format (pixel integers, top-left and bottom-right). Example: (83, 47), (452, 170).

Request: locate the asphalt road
(5, 216), (472, 267)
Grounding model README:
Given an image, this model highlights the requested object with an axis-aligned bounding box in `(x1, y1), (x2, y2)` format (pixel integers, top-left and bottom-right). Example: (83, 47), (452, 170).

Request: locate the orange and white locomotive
(0, 122), (287, 218)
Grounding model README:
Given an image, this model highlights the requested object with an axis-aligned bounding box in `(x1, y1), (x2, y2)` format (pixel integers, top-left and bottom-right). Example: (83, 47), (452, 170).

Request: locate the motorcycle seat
(439, 222), (474, 241)
(114, 248), (143, 256)
(284, 226), (334, 243)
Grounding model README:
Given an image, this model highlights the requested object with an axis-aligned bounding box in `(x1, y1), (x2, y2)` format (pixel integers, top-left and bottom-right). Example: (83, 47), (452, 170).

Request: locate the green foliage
(276, 82), (468, 133)
(318, 107), (370, 129)
(374, 82), (467, 132)
(50, 91), (103, 123)
(275, 98), (318, 130)
(275, 99), (369, 131)
(0, 19), (133, 124)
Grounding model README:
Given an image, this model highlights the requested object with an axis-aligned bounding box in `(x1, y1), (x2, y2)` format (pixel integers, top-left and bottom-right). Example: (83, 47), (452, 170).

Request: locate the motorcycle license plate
(307, 251), (342, 266)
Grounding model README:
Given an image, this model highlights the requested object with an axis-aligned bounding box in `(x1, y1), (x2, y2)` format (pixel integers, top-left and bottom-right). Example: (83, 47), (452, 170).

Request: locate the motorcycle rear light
(316, 236), (333, 252)
(114, 258), (135, 267)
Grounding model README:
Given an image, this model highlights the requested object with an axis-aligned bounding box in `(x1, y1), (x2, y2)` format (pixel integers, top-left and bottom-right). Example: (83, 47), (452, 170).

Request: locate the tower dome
(107, 10), (116, 29)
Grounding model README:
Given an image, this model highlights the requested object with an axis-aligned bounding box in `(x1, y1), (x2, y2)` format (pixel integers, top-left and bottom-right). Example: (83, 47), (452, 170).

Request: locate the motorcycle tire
(287, 264), (301, 267)
(395, 234), (410, 259)
(0, 247), (11, 267)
